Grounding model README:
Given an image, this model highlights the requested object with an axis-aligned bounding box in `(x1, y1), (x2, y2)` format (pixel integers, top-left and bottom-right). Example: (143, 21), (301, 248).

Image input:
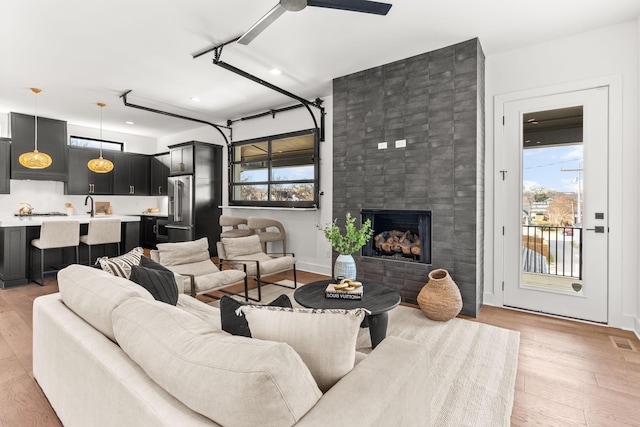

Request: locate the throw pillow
(221, 235), (263, 259)
(157, 237), (211, 266)
(139, 255), (171, 272)
(130, 264), (179, 306)
(220, 294), (292, 337)
(98, 247), (144, 279)
(240, 306), (367, 392)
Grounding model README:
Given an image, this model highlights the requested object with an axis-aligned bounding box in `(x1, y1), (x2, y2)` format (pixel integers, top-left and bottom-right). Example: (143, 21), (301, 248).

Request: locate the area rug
(212, 282), (520, 427)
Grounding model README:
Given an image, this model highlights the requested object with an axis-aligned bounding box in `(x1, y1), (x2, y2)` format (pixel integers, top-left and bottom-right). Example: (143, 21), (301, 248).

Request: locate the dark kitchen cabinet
(113, 152), (150, 195)
(151, 153), (170, 196)
(66, 146), (114, 195)
(10, 112), (68, 182)
(0, 227), (28, 288)
(0, 138), (10, 194)
(169, 144), (194, 175)
(140, 215), (168, 249)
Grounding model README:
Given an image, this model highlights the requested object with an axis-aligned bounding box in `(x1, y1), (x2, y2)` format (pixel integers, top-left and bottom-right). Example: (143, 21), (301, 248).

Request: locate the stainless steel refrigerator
(167, 175), (194, 242)
(165, 142), (222, 256)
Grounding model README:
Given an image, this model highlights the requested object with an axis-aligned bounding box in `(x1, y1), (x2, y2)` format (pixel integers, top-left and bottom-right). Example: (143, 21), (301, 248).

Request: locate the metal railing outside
(522, 225), (582, 279)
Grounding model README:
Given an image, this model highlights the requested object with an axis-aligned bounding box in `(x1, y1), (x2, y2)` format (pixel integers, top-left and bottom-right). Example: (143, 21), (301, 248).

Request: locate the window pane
(235, 141), (268, 162)
(69, 136), (123, 151)
(272, 134), (314, 158)
(270, 183), (315, 202)
(234, 162), (268, 182)
(272, 159), (314, 181)
(234, 184), (268, 201)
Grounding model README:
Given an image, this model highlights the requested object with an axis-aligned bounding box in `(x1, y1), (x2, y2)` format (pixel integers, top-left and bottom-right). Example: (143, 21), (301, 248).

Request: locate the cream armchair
(150, 237), (247, 299)
(217, 235), (297, 302)
(247, 216), (287, 253)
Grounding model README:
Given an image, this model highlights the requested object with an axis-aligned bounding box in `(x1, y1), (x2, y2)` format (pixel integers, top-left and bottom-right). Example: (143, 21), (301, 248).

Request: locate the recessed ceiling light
(125, 121), (135, 125)
(190, 97), (200, 102)
(270, 68), (282, 75)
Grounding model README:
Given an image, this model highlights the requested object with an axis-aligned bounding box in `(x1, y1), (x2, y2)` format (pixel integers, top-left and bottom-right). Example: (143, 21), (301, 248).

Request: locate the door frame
(490, 75), (624, 326)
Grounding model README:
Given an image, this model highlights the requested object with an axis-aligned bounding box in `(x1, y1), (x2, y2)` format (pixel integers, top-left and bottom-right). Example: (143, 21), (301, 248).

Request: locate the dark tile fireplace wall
(332, 38), (485, 317)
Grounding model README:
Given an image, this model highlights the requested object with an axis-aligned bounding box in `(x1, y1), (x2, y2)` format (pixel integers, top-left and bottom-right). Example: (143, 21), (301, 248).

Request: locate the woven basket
(417, 269), (463, 321)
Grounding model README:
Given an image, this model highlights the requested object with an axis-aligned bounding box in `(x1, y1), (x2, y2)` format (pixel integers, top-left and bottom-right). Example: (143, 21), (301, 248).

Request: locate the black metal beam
(192, 37), (240, 60)
(119, 90), (231, 146)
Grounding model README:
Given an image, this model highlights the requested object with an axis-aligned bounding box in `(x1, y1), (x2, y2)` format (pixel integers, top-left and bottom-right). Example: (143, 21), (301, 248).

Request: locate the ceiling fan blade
(237, 3), (287, 45)
(307, 0), (392, 15)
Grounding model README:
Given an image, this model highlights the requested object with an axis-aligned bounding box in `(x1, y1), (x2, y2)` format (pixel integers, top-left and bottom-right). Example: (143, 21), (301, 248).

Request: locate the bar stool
(31, 220), (80, 286)
(219, 215), (253, 238)
(247, 216), (287, 254)
(80, 219), (122, 265)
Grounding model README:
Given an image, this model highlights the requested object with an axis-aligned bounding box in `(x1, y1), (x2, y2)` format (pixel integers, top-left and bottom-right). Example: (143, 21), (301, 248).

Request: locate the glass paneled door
(502, 87), (608, 323)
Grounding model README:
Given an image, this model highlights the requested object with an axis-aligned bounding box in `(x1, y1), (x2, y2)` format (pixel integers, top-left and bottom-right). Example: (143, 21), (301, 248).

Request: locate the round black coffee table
(294, 280), (401, 349)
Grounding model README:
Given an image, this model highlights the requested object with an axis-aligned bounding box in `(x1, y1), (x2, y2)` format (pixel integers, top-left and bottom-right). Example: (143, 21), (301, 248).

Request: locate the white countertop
(0, 214), (141, 227)
(137, 212), (169, 217)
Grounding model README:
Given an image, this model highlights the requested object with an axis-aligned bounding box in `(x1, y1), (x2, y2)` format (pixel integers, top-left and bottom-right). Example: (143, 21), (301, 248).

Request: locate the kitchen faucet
(85, 195), (94, 217)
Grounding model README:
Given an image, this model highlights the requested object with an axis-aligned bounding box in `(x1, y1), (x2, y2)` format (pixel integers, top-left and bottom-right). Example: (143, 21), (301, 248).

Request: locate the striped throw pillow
(98, 247), (144, 279)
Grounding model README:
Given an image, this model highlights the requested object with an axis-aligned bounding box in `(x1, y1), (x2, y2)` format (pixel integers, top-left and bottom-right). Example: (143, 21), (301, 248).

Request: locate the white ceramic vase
(334, 254), (357, 280)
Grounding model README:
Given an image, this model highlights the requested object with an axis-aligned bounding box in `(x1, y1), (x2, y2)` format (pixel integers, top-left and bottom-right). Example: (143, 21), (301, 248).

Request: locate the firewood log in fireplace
(374, 230), (421, 256)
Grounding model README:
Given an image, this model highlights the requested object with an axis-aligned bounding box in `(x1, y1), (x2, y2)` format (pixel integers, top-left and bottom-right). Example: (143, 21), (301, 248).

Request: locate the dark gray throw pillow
(130, 264), (179, 306)
(220, 294), (292, 337)
(140, 255), (171, 272)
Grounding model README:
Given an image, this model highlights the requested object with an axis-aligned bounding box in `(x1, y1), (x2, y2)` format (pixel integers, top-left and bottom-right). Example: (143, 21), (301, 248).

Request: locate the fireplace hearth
(361, 209), (431, 264)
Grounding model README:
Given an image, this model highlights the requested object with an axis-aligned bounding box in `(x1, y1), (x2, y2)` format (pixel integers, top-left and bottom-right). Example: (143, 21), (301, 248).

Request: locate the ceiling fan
(237, 0), (393, 45)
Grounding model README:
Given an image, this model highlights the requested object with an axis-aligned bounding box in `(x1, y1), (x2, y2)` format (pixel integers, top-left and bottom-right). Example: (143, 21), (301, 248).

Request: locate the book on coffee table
(325, 283), (363, 300)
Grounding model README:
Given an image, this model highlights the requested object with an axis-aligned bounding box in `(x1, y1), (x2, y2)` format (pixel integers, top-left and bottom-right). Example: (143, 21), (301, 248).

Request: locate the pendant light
(18, 88), (53, 169)
(87, 102), (114, 173)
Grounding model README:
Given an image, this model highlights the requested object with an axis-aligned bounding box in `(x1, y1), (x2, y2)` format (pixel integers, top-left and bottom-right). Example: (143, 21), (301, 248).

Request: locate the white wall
(637, 14), (640, 337)
(157, 98), (334, 276)
(484, 20), (639, 331)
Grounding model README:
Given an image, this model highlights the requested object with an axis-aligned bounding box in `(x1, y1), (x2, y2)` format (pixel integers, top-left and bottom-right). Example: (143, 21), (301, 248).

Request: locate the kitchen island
(0, 215), (140, 288)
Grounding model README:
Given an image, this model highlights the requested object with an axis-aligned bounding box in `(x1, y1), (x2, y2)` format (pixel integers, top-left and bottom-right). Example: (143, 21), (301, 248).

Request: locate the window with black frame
(230, 129), (319, 208)
(69, 136), (124, 151)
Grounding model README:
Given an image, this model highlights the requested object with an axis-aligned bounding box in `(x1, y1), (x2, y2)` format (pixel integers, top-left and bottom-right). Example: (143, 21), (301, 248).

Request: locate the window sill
(219, 206), (318, 211)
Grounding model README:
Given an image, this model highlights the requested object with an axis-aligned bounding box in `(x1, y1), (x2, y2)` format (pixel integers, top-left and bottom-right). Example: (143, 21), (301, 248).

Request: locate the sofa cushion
(156, 237), (211, 266)
(176, 294), (222, 330)
(130, 264), (179, 306)
(240, 306), (366, 392)
(112, 298), (322, 427)
(98, 247), (144, 279)
(226, 252), (295, 276)
(221, 235), (263, 259)
(220, 294), (292, 337)
(58, 264), (153, 342)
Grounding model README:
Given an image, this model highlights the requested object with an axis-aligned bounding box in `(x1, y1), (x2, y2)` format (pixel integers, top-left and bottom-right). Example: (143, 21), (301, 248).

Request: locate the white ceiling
(2, 0), (639, 139)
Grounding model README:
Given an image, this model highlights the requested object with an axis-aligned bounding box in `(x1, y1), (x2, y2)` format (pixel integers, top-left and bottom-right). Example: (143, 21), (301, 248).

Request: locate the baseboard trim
(296, 260), (331, 277)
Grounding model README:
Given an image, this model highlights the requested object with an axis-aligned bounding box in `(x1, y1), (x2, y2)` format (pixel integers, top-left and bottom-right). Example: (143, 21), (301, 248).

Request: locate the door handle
(165, 224), (191, 230)
(586, 226), (605, 233)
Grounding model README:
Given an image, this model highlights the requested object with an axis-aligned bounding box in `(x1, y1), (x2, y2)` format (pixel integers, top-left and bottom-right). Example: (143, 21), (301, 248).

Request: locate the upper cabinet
(151, 153), (170, 196)
(169, 144), (194, 175)
(113, 152), (150, 196)
(10, 112), (68, 182)
(0, 138), (10, 194)
(66, 146), (114, 195)
(66, 147), (150, 196)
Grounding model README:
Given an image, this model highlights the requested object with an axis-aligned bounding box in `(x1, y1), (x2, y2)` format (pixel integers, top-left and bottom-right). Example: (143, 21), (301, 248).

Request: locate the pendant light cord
(34, 90), (38, 151)
(98, 102), (106, 157)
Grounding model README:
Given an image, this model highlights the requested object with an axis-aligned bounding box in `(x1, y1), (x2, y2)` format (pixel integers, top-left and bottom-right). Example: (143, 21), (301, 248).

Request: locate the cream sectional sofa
(33, 264), (431, 426)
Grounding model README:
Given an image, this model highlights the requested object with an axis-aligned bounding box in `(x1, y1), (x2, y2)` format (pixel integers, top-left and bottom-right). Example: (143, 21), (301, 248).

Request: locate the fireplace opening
(361, 209), (432, 264)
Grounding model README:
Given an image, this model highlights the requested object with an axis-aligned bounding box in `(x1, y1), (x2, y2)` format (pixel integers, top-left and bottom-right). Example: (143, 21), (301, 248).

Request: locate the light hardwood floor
(1, 271), (639, 426)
